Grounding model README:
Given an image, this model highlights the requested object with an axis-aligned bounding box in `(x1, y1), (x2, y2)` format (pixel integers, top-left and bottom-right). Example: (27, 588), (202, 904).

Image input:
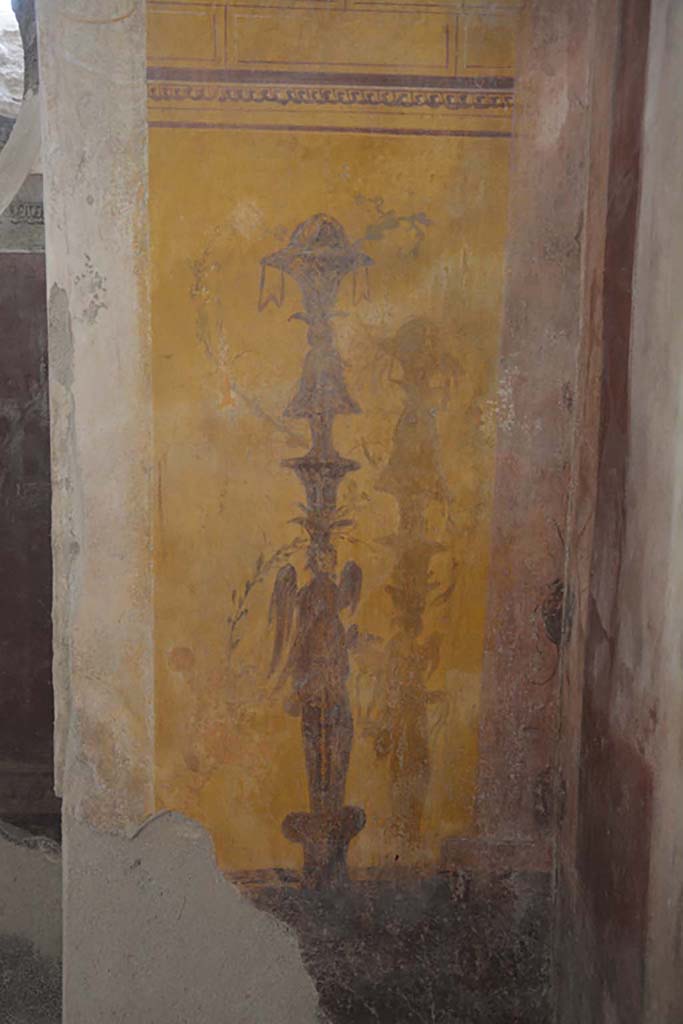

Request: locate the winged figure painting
(270, 557), (362, 815)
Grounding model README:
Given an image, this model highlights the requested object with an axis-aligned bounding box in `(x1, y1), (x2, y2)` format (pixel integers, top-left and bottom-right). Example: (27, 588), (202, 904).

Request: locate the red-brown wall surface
(0, 251), (57, 835)
(557, 1), (683, 1021)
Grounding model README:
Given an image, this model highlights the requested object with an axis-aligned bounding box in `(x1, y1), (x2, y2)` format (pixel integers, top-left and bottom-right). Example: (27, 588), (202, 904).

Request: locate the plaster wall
(0, 3), (60, 1017)
(0, 7), (54, 831)
(36, 2), (324, 1019)
(557, 0), (683, 1020)
(147, 13), (535, 974)
(33, 0), (668, 1022)
(38, 0), (155, 831)
(634, 2), (683, 1018)
(0, 250), (55, 834)
(474, 0), (595, 869)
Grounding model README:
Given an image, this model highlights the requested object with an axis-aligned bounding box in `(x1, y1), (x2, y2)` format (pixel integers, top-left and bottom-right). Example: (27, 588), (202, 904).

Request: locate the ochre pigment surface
(138, 4), (554, 1021)
(148, 0), (517, 878)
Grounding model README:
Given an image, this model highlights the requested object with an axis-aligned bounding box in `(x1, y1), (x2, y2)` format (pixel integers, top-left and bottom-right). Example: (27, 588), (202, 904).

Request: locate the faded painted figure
(261, 214), (370, 886)
(271, 555), (361, 815)
(373, 318), (455, 852)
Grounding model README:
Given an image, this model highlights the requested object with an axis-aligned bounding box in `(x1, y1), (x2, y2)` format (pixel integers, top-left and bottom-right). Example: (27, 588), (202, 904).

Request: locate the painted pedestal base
(283, 807), (366, 889)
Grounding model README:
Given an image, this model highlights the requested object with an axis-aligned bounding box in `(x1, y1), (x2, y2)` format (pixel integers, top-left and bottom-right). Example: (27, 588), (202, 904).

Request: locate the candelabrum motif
(259, 214), (370, 888)
(373, 318), (456, 852)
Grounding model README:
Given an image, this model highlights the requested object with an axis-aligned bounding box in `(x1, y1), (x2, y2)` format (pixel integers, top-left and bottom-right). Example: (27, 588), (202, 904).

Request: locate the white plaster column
(36, 0), (154, 832)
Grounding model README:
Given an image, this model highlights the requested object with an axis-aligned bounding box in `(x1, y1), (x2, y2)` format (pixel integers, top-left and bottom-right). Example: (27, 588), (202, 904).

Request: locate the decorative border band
(7, 199), (44, 225)
(148, 79), (514, 113)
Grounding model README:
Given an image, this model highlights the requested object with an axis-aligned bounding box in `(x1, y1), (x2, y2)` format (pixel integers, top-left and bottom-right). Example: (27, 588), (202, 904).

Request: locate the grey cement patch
(0, 821), (62, 1024)
(63, 811), (321, 1024)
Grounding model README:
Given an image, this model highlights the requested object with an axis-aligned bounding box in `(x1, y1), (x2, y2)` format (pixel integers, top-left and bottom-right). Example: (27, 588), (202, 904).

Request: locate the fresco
(145, 2), (552, 1019)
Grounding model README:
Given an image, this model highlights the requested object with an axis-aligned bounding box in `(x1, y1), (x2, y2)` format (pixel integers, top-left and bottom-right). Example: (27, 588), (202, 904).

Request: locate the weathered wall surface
(149, 0), (517, 879)
(0, 823), (61, 1024)
(0, 250), (56, 836)
(36, 1), (322, 1020)
(38, 0), (155, 831)
(37, 0), (677, 1021)
(0, 2), (60, 1019)
(557, 0), (683, 1021)
(36, 0), (609, 1019)
(0, 0), (54, 838)
(554, 1), (621, 1019)
(471, 0), (595, 876)
(633, 1), (683, 1019)
(145, 1), (572, 1020)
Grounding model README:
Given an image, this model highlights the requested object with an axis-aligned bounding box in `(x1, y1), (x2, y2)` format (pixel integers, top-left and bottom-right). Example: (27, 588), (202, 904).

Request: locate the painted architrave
(147, 0), (517, 136)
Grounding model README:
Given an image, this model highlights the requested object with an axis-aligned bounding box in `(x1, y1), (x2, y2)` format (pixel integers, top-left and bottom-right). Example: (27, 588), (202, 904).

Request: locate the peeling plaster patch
(485, 363), (516, 437)
(73, 254), (108, 324)
(63, 811), (321, 1023)
(231, 199), (265, 240)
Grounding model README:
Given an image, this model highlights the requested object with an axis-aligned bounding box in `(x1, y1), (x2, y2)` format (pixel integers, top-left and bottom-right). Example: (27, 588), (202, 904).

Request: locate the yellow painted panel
(149, 125), (510, 873)
(147, 0), (517, 881)
(148, 1), (226, 67)
(459, 12), (517, 74)
(227, 10), (454, 74)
